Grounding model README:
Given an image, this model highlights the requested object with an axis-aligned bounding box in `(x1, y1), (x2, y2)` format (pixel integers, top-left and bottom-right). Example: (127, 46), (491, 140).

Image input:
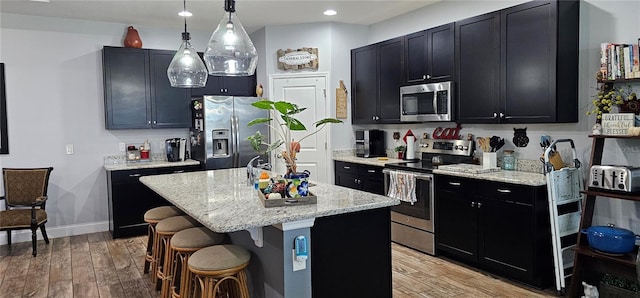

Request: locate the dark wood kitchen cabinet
(435, 174), (553, 288)
(456, 0), (579, 124)
(334, 161), (384, 195)
(190, 73), (257, 97)
(351, 37), (404, 124)
(106, 165), (200, 238)
(103, 46), (191, 129)
(405, 23), (454, 84)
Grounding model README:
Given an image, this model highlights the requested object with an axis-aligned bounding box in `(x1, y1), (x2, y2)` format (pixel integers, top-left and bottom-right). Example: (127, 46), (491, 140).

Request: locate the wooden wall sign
(433, 124), (462, 139)
(336, 80), (347, 119)
(601, 113), (635, 135)
(277, 48), (319, 70)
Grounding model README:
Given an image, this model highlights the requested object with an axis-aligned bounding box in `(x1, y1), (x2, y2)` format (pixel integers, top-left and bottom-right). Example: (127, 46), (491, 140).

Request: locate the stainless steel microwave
(400, 81), (453, 122)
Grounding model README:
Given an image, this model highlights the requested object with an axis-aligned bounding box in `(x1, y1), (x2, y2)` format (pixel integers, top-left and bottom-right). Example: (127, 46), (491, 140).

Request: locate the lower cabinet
(334, 161), (384, 195)
(107, 165), (201, 238)
(435, 174), (553, 288)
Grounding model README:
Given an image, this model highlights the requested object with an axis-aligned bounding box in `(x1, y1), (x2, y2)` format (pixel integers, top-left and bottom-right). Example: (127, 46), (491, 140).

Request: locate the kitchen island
(140, 168), (399, 298)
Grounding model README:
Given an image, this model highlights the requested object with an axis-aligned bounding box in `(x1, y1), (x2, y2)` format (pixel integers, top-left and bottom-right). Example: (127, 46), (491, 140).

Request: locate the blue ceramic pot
(284, 170), (311, 197)
(581, 225), (640, 254)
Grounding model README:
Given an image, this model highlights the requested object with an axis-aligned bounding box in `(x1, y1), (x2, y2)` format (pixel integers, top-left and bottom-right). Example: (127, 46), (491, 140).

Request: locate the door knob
(493, 112), (498, 118)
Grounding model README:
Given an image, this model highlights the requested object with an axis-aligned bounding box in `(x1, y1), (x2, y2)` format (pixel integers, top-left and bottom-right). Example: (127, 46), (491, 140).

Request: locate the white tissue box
(483, 152), (497, 169)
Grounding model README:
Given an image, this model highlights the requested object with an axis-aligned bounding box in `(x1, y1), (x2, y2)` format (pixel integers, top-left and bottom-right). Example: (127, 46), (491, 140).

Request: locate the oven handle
(383, 168), (433, 195)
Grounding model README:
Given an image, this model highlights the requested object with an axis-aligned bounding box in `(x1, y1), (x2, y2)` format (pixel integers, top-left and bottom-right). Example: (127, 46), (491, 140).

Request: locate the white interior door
(271, 75), (329, 183)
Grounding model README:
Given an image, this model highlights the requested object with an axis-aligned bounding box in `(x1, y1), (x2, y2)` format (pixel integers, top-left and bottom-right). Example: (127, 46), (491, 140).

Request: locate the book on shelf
(599, 41), (640, 80)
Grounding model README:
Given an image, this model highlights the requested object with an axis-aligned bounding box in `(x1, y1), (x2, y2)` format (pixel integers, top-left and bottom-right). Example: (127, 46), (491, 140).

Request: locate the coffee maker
(165, 138), (186, 162)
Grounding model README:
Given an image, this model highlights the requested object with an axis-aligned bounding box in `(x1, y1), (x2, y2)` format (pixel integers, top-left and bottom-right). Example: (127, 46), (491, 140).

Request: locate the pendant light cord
(183, 0), (187, 33)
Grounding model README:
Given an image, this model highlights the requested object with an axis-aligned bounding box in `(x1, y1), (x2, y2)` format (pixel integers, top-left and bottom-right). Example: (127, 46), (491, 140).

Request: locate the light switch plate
(118, 142), (126, 152)
(292, 249), (306, 271)
(66, 144), (74, 155)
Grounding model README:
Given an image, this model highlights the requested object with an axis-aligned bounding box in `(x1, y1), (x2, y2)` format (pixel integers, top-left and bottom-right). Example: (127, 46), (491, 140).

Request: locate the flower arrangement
(587, 83), (638, 120)
(247, 100), (342, 175)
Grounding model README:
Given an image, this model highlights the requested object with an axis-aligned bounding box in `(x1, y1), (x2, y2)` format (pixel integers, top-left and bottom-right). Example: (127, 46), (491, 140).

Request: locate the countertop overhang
(104, 159), (200, 171)
(139, 168), (399, 233)
(432, 168), (547, 186)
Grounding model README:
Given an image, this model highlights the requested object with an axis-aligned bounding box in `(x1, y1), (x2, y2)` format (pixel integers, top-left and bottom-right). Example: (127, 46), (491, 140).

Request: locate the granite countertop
(333, 156), (404, 167)
(433, 168), (547, 186)
(103, 159), (201, 171)
(140, 168), (400, 233)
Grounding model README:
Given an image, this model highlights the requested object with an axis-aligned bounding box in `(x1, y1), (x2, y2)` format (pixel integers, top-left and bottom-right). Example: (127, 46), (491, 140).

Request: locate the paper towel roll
(406, 136), (415, 160)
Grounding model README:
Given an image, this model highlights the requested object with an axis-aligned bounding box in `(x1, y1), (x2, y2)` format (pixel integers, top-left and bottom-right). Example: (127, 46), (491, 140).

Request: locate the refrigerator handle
(232, 115), (240, 167)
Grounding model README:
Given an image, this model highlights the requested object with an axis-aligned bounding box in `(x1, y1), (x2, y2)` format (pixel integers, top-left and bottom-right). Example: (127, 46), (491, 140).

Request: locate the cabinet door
(149, 50), (192, 128)
(428, 23), (454, 81)
(405, 30), (428, 83)
(335, 172), (360, 190)
(479, 197), (534, 282)
(501, 1), (556, 123)
(351, 45), (378, 124)
(456, 12), (501, 124)
(103, 47), (151, 129)
(223, 75), (257, 96)
(435, 177), (478, 264)
(378, 38), (404, 123)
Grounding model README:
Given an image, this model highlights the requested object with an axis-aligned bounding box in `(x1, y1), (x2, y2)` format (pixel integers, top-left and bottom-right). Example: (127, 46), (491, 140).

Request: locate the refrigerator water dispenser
(212, 129), (230, 157)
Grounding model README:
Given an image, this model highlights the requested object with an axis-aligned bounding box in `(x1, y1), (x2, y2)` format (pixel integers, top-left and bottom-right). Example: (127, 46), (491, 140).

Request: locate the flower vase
(124, 26), (143, 48)
(284, 170), (311, 198)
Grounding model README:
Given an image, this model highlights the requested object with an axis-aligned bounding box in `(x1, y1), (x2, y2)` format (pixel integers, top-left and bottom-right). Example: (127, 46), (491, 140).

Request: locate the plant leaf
(251, 100), (275, 109)
(281, 115), (306, 130)
(273, 101), (296, 115)
(314, 118), (343, 127)
(266, 140), (284, 153)
(247, 118), (272, 127)
(247, 132), (264, 152)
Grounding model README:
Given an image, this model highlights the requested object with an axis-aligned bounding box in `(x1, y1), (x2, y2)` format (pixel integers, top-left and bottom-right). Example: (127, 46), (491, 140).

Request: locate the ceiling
(0, 0), (439, 34)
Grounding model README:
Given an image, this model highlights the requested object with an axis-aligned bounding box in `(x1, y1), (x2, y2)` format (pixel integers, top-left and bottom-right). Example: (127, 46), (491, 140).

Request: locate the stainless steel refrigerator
(190, 96), (269, 170)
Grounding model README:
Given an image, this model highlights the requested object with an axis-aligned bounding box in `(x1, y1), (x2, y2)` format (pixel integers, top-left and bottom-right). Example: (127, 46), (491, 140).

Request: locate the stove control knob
(454, 145), (460, 150)
(463, 146), (469, 150)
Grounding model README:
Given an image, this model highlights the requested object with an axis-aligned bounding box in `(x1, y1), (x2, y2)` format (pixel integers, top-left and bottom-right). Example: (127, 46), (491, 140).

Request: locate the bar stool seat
(144, 206), (183, 274)
(188, 245), (251, 298)
(167, 227), (227, 298)
(155, 215), (201, 291)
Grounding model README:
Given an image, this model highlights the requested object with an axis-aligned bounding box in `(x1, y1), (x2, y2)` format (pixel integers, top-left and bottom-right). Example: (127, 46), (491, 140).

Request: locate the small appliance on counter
(355, 129), (385, 158)
(588, 165), (640, 192)
(166, 138), (186, 162)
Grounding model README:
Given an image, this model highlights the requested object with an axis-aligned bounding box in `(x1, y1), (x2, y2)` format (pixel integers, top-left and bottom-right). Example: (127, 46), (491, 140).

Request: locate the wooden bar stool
(165, 227), (227, 298)
(188, 245), (251, 298)
(155, 215), (201, 291)
(144, 206), (183, 274)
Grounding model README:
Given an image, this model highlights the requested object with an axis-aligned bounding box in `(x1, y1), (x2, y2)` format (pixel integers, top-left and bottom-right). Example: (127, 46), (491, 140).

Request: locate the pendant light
(167, 0), (208, 88)
(203, 0), (258, 76)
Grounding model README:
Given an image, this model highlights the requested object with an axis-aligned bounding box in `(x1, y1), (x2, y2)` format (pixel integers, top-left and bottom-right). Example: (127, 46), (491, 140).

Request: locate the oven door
(383, 169), (434, 230)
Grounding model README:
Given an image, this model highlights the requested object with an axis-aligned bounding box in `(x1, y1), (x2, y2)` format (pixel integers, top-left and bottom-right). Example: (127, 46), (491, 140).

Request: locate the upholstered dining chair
(0, 167), (54, 256)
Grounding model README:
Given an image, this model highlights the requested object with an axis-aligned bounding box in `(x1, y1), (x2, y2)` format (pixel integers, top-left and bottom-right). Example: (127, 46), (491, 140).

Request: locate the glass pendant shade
(204, 11), (258, 76)
(167, 32), (208, 88)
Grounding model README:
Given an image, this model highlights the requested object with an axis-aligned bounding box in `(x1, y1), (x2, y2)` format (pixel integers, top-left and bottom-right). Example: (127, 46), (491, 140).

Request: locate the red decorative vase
(124, 26), (142, 48)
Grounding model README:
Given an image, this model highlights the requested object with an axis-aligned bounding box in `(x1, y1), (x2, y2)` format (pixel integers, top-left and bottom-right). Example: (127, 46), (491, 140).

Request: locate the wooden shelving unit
(568, 135), (640, 297)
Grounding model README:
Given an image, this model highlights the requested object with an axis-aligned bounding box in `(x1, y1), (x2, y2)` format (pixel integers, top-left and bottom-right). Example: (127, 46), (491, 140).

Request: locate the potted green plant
(394, 145), (406, 159)
(247, 100), (342, 175)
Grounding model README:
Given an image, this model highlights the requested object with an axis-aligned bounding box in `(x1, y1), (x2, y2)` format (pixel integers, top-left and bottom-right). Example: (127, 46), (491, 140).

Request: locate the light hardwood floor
(0, 232), (555, 297)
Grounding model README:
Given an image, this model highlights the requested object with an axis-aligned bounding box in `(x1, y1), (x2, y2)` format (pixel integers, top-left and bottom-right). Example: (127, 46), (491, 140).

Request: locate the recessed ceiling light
(29, 0), (51, 2)
(178, 10), (192, 17)
(323, 9), (337, 16)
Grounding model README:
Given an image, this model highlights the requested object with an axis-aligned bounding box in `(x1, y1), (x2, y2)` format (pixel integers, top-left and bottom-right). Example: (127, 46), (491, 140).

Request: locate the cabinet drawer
(335, 161), (358, 175)
(436, 175), (476, 193)
(358, 164), (383, 180)
(479, 181), (533, 205)
(157, 165), (202, 174)
(110, 168), (158, 184)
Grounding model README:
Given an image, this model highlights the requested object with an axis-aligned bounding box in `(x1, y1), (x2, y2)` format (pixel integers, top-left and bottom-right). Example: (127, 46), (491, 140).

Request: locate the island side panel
(229, 226), (312, 298)
(311, 207), (392, 298)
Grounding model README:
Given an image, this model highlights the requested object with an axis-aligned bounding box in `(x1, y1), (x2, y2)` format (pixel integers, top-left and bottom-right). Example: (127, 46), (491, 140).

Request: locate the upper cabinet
(351, 37), (404, 124)
(103, 46), (257, 130)
(103, 46), (190, 129)
(456, 0), (579, 124)
(405, 23), (454, 84)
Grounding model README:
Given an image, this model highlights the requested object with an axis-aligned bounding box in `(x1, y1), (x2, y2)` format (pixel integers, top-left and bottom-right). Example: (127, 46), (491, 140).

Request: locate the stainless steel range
(384, 139), (475, 255)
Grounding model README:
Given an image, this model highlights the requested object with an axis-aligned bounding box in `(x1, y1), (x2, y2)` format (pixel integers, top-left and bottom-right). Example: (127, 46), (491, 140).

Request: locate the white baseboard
(0, 221), (110, 245)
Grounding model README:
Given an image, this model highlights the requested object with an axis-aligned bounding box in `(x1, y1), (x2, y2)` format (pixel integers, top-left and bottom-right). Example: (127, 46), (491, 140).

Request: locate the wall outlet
(66, 144), (74, 155)
(292, 249), (306, 271)
(118, 142), (126, 152)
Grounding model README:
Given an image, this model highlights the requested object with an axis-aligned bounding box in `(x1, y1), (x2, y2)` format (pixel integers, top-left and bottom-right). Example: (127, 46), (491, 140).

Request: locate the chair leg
(31, 227), (37, 257)
(6, 230), (11, 246)
(40, 225), (50, 244)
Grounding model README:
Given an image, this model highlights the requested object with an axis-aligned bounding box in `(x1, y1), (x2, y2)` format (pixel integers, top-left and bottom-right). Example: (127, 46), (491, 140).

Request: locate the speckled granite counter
(103, 159), (200, 171)
(433, 168), (546, 186)
(139, 168), (399, 233)
(333, 156), (404, 167)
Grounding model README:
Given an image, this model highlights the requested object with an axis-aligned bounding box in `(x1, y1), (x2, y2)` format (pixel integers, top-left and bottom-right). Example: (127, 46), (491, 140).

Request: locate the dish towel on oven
(387, 171), (416, 205)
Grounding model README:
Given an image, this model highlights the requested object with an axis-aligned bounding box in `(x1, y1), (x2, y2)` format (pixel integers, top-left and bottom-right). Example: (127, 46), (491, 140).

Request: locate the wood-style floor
(0, 232), (555, 298)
